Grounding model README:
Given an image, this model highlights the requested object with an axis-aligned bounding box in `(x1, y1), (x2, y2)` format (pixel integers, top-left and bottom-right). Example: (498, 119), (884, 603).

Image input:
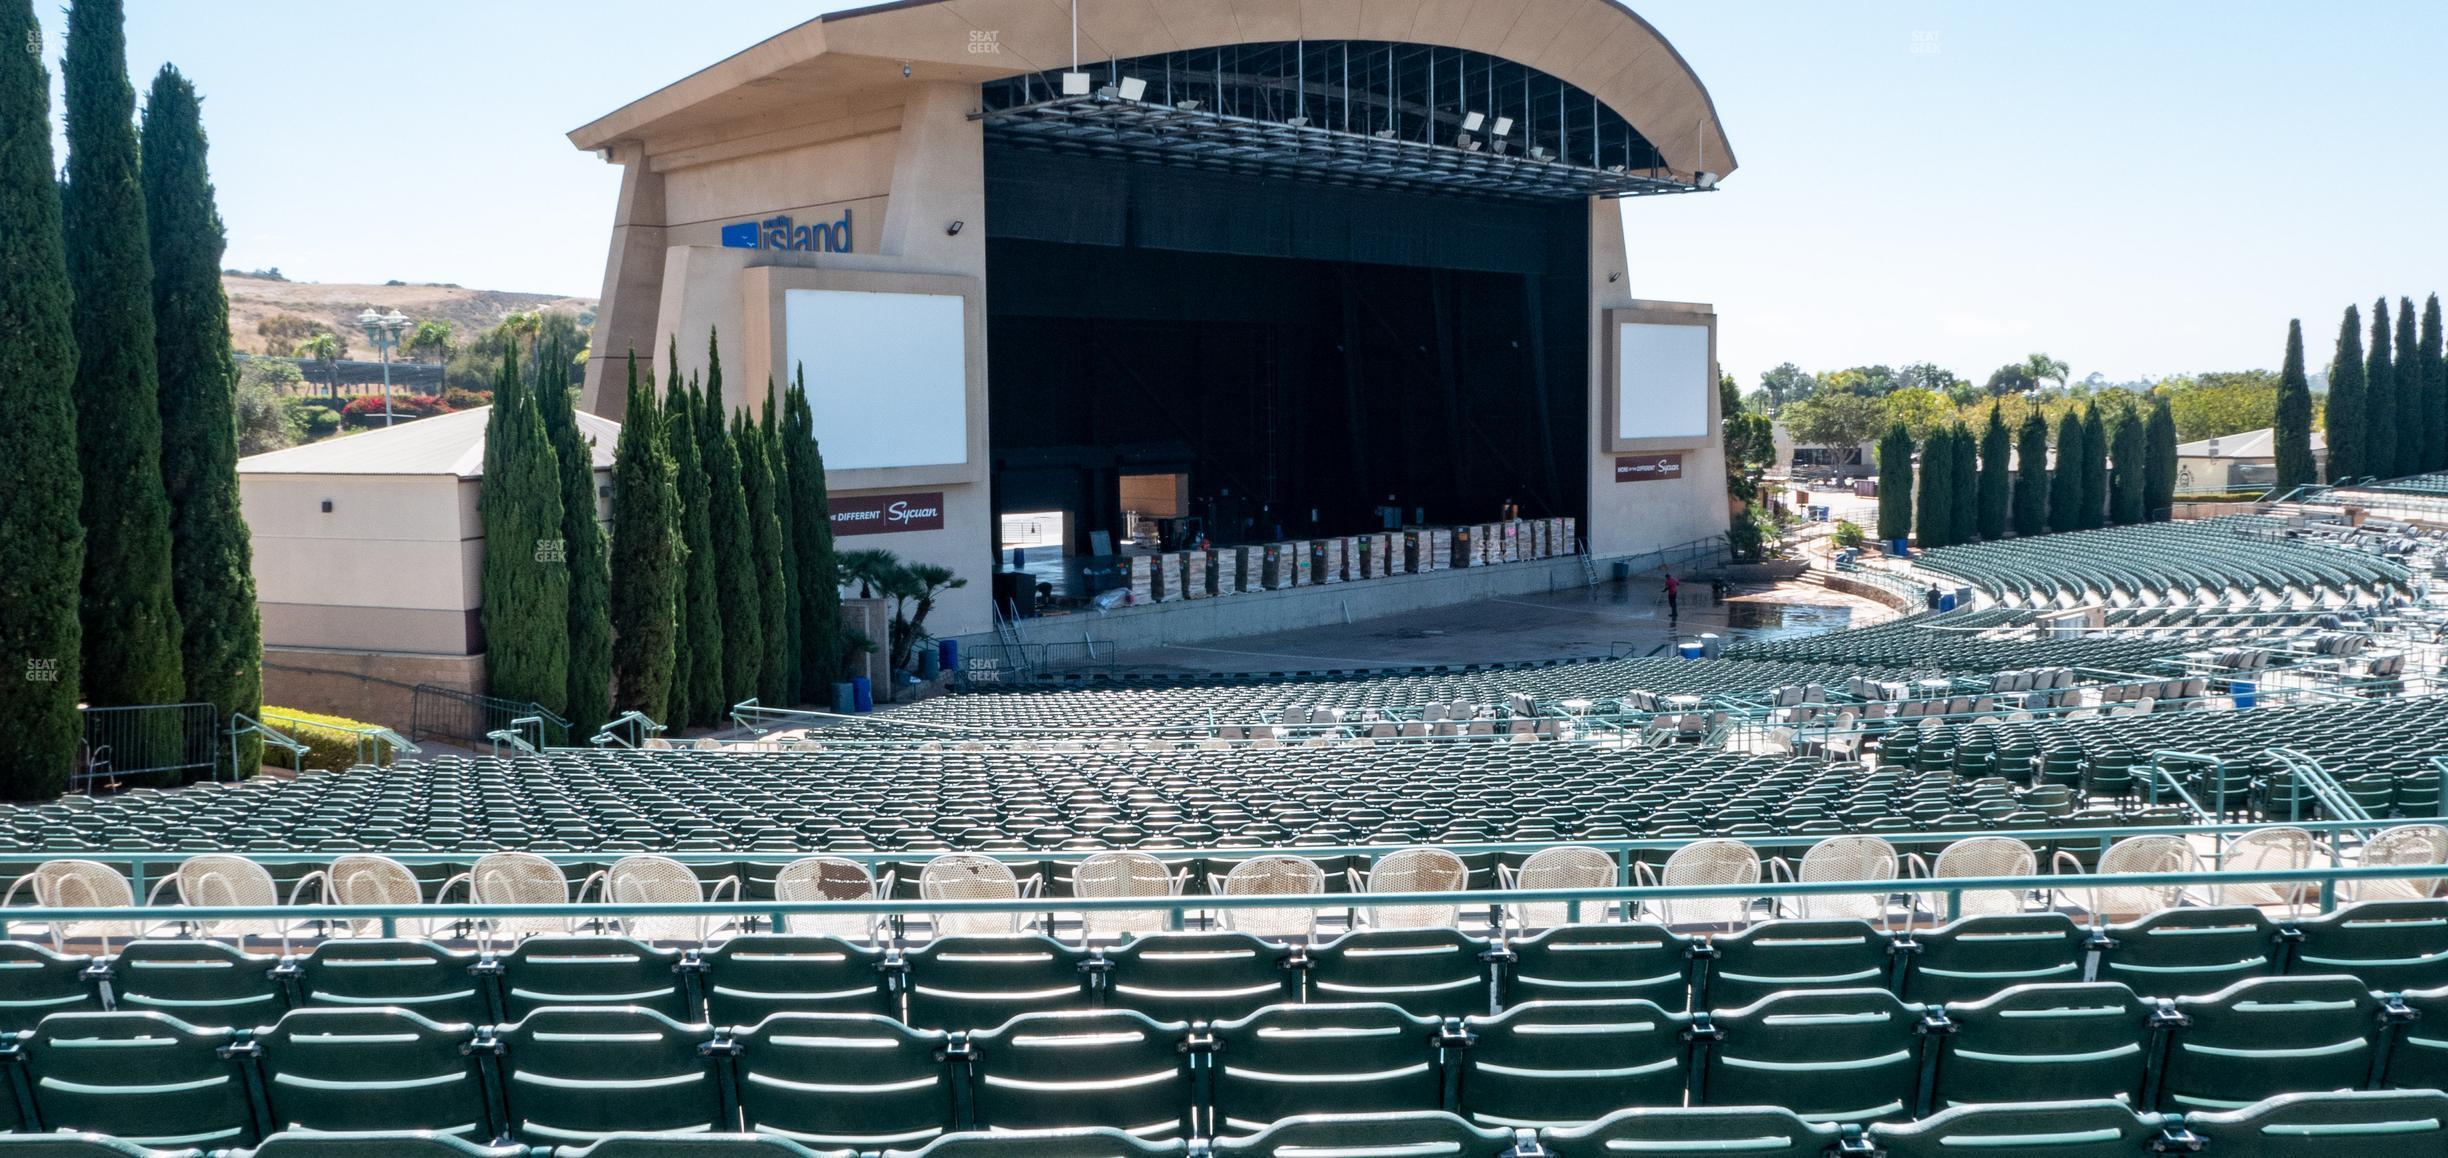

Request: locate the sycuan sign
(832, 491), (946, 536)
(1614, 454), (1685, 483)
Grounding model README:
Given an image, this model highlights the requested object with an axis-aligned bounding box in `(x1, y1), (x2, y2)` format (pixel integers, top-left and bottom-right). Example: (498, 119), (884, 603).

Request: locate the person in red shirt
(1664, 569), (1680, 622)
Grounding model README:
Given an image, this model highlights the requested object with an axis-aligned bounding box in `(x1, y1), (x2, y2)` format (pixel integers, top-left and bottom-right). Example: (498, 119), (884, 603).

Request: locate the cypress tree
(0, 0), (87, 800)
(2049, 409), (2085, 533)
(535, 334), (612, 737)
(1976, 404), (2010, 541)
(2422, 295), (2445, 475)
(2396, 297), (2422, 475)
(143, 66), (259, 778)
(763, 391), (801, 703)
(1914, 427), (1951, 548)
(1875, 423), (1914, 547)
(2079, 406), (2109, 529)
(699, 334), (761, 711)
(738, 412), (791, 706)
(786, 371), (842, 699)
(667, 346), (722, 728)
(607, 353), (679, 725)
(2273, 319), (2317, 490)
(2327, 305), (2366, 481)
(63, 0), (182, 710)
(2366, 298), (2396, 480)
(1947, 421), (1977, 547)
(478, 343), (569, 714)
(2013, 411), (2049, 536)
(2143, 395), (2178, 520)
(2108, 411), (2146, 525)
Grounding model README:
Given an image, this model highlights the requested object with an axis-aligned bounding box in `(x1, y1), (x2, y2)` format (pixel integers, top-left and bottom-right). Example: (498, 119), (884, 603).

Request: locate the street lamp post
(357, 308), (412, 426)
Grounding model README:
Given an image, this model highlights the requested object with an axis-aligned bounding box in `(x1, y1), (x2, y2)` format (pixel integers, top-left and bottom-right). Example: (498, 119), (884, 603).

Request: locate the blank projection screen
(784, 289), (968, 470)
(1615, 321), (1711, 442)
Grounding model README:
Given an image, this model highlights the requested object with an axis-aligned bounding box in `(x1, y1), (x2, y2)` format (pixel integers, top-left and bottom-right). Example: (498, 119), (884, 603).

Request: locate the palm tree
(403, 319), (454, 365)
(295, 332), (343, 397)
(2023, 352), (2070, 391)
(836, 548), (900, 599)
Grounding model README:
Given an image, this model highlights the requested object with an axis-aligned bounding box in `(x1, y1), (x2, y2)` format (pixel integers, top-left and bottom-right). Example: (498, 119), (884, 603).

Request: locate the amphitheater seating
(1912, 517), (2407, 611)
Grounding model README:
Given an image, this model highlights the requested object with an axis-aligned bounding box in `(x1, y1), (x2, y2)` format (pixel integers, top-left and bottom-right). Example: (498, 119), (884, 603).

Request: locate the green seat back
(1101, 933), (1293, 1025)
(969, 1010), (1192, 1138)
(1902, 913), (2089, 1004)
(1305, 929), (1493, 1019)
(1868, 1099), (2162, 1158)
(1209, 1003), (1442, 1135)
(0, 942), (104, 1030)
(1701, 988), (1924, 1124)
(21, 1012), (255, 1150)
(495, 936), (690, 1021)
(1540, 1106), (1840, 1158)
(1211, 1112), (1511, 1158)
(2160, 975), (2381, 1114)
(494, 1005), (724, 1146)
(1458, 1000), (1687, 1129)
(105, 940), (285, 1021)
(1505, 923), (1693, 1012)
(1704, 919), (1893, 1010)
(732, 1013), (952, 1150)
(1935, 982), (2151, 1109)
(697, 936), (894, 1026)
(2097, 906), (2280, 999)
(902, 936), (1090, 1033)
(255, 1008), (488, 1139)
(2187, 1089), (2448, 1158)
(291, 939), (489, 1025)
(2291, 899), (2448, 992)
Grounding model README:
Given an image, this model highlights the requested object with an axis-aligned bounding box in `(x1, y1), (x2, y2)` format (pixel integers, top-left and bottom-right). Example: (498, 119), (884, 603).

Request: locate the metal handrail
(590, 712), (667, 749)
(2266, 746), (2370, 825)
(225, 713), (308, 778)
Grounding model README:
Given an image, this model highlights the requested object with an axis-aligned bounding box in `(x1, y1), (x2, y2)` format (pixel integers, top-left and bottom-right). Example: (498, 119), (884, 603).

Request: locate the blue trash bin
(938, 638), (959, 676)
(2230, 679), (2256, 710)
(851, 676), (873, 713)
(1677, 641), (1704, 660)
(1937, 593), (1957, 612)
(1891, 538), (1911, 557)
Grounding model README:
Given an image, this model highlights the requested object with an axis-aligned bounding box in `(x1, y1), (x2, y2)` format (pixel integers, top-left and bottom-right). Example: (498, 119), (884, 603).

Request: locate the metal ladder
(992, 600), (1032, 679)
(1579, 537), (1601, 590)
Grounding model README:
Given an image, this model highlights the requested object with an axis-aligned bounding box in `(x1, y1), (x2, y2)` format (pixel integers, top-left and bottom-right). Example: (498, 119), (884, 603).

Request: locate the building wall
(1582, 200), (1731, 561)
(244, 474), (479, 656)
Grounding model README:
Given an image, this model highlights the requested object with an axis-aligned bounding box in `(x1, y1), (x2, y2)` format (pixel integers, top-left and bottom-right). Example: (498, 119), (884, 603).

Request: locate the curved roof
(569, 0), (1734, 181)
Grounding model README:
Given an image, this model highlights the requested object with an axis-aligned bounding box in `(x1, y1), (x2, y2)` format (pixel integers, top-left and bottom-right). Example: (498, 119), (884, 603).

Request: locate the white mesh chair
(1, 860), (144, 952)
(1074, 851), (1186, 941)
(774, 856), (893, 940)
(2355, 824), (2448, 901)
(2213, 826), (2323, 914)
(604, 854), (742, 944)
(458, 852), (575, 947)
(1502, 845), (1619, 929)
(146, 854), (313, 947)
(1635, 839), (1759, 928)
(1216, 855), (1326, 940)
(1911, 836), (2038, 920)
(323, 854), (438, 937)
(2053, 835), (2200, 922)
(1350, 847), (1470, 929)
(1781, 835), (1899, 923)
(919, 853), (1035, 937)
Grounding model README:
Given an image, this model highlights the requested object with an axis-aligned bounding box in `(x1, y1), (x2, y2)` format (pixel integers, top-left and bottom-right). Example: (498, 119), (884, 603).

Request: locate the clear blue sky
(39, 1), (2448, 385)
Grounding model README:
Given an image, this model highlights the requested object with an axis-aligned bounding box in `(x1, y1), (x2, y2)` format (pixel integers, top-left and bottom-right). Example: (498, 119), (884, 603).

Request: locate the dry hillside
(224, 275), (594, 356)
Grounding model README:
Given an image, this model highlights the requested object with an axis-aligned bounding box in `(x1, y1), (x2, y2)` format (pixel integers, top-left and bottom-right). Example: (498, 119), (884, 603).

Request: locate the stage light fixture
(946, 220), (965, 236)
(1491, 116), (1513, 137)
(1458, 136), (1482, 152)
(1175, 99), (1202, 111)
(1606, 164), (1628, 174)
(1696, 170), (1721, 189)
(1372, 129), (1398, 140)
(1286, 115), (1309, 128)
(1118, 76), (1147, 101)
(1491, 140), (1510, 155)
(1528, 146), (1550, 161)
(1095, 84), (1119, 100)
(1061, 71), (1092, 96)
(1461, 111), (1485, 132)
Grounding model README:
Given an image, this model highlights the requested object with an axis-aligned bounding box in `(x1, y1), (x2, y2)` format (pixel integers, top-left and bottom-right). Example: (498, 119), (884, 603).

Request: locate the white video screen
(1616, 321), (1711, 442)
(784, 289), (968, 469)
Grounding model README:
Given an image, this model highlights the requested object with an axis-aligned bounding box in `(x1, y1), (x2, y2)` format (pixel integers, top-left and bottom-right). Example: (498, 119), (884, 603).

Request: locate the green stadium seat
(1702, 919), (1893, 1010)
(494, 936), (692, 1021)
(1503, 923), (1693, 1011)
(2187, 1089), (2448, 1157)
(730, 1013), (953, 1149)
(902, 936), (1091, 1032)
(1208, 1003), (1443, 1135)
(101, 939), (285, 1020)
(1210, 1112), (1512, 1158)
(553, 1136), (844, 1158)
(1304, 928), (1495, 1018)
(18, 1011), (256, 1150)
(0, 941), (104, 1030)
(1867, 1099), (2166, 1157)
(696, 935), (894, 1026)
(1099, 933), (1294, 1024)
(2289, 899), (2448, 992)
(1700, 988), (1926, 1123)
(1900, 913), (2089, 1004)
(2379, 984), (2448, 1091)
(237, 1132), (530, 1157)
(2095, 906), (2281, 998)
(1934, 983), (2153, 1109)
(969, 1010), (1194, 1138)
(0, 1135), (198, 1158)
(254, 1008), (489, 1140)
(492, 1006), (725, 1145)
(1541, 1106), (1841, 1158)
(289, 938), (490, 1024)
(1456, 1000), (1687, 1128)
(882, 1129), (1183, 1158)
(2158, 975), (2384, 1113)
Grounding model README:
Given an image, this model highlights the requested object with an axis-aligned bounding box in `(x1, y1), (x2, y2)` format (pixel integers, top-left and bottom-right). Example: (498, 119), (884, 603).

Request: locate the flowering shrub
(341, 393), (452, 425)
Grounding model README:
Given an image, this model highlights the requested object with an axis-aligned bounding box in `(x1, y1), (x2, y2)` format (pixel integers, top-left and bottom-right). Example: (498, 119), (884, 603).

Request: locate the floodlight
(1061, 71), (1091, 96)
(1286, 115), (1309, 128)
(1491, 116), (1513, 137)
(1460, 111), (1485, 132)
(1175, 99), (1202, 111)
(1118, 76), (1147, 101)
(1696, 170), (1720, 189)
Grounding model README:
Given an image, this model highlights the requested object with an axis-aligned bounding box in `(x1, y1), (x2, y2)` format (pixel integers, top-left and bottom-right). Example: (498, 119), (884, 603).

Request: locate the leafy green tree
(534, 333), (611, 735)
(785, 370), (842, 698)
(478, 342), (569, 714)
(1947, 421), (1977, 545)
(2365, 299), (2397, 479)
(0, 0), (86, 799)
(736, 410), (790, 706)
(1781, 390), (1886, 451)
(63, 0), (183, 712)
(1915, 426), (1952, 548)
(667, 343), (722, 728)
(1900, 363), (1962, 394)
(2326, 305), (2366, 481)
(2013, 410), (2049, 535)
(762, 392), (800, 702)
(607, 353), (679, 725)
(2422, 295), (2445, 476)
(1875, 423), (1914, 546)
(141, 64), (258, 776)
(2049, 408), (2086, 532)
(2396, 297), (2422, 476)
(2023, 352), (2071, 390)
(1976, 404), (2010, 540)
(402, 319), (454, 364)
(1882, 387), (1953, 440)
(2143, 394), (2178, 520)
(1984, 363), (2038, 397)
(294, 331), (343, 396)
(2158, 370), (2279, 442)
(2107, 410), (2146, 524)
(2079, 406), (2109, 529)
(1759, 362), (1814, 408)
(699, 333), (760, 710)
(2274, 320), (2317, 490)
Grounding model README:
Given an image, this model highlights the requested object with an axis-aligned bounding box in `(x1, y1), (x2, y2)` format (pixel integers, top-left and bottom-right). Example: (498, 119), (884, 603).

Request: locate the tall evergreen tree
(607, 353), (679, 725)
(2273, 319), (2317, 490)
(2108, 411), (2146, 525)
(699, 334), (761, 710)
(763, 391), (801, 703)
(142, 65), (259, 778)
(738, 412), (791, 706)
(2049, 409), (2085, 533)
(63, 0), (181, 709)
(1875, 423), (1915, 547)
(2143, 394), (2177, 521)
(786, 371), (842, 699)
(2326, 305), (2366, 481)
(1914, 427), (1951, 548)
(667, 345), (723, 728)
(2013, 411), (2049, 535)
(2396, 296), (2422, 475)
(0, 0), (87, 800)
(2366, 298), (2397, 479)
(1976, 404), (2010, 541)
(478, 343), (569, 714)
(2421, 295), (2445, 475)
(535, 334), (611, 736)
(2079, 406), (2109, 530)
(1947, 421), (1977, 547)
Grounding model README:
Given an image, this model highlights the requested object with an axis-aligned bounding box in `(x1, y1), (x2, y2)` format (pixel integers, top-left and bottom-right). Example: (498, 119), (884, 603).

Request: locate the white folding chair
(1635, 839), (1759, 927)
(2, 860), (145, 952)
(2356, 824), (2448, 901)
(1074, 850), (1186, 941)
(1502, 845), (1619, 929)
(1216, 855), (1326, 940)
(1349, 847), (1469, 929)
(1911, 836), (2037, 920)
(458, 851), (575, 947)
(919, 853), (1035, 937)
(2053, 835), (2199, 922)
(146, 854), (315, 948)
(1781, 835), (1899, 923)
(323, 854), (441, 938)
(2213, 826), (2323, 915)
(604, 854), (742, 944)
(774, 856), (894, 940)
